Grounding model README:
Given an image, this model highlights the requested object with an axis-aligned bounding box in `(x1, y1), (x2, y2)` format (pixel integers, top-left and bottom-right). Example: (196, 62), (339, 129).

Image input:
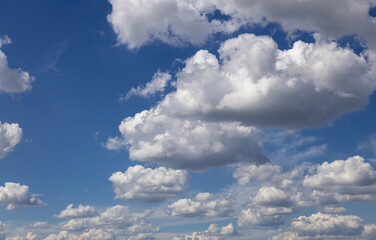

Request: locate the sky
(1, 0), (376, 239)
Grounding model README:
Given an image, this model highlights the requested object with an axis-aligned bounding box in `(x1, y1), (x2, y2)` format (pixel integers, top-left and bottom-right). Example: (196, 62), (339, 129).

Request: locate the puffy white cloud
(55, 204), (98, 219)
(290, 212), (364, 238)
(167, 192), (233, 217)
(61, 205), (158, 237)
(108, 0), (376, 49)
(233, 164), (281, 185)
(109, 165), (188, 202)
(156, 34), (376, 129)
(0, 36), (34, 93)
(5, 232), (41, 240)
(122, 71), (171, 100)
(362, 224), (376, 240)
(106, 107), (267, 170)
(45, 229), (113, 240)
(303, 156), (376, 202)
(237, 208), (283, 227)
(0, 122), (22, 159)
(0, 182), (45, 210)
(173, 223), (237, 240)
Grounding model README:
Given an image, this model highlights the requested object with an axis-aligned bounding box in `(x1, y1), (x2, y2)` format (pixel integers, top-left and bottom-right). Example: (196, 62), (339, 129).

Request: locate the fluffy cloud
(0, 182), (45, 210)
(109, 165), (188, 202)
(6, 232), (41, 240)
(0, 222), (5, 240)
(45, 229), (113, 240)
(28, 222), (51, 229)
(55, 204), (98, 219)
(59, 205), (158, 238)
(173, 223), (237, 240)
(290, 212), (364, 238)
(237, 208), (283, 227)
(167, 192), (233, 217)
(108, 0), (376, 49)
(0, 122), (22, 159)
(233, 164), (281, 185)
(362, 224), (376, 240)
(106, 108), (267, 170)
(303, 156), (376, 202)
(156, 34), (376, 129)
(0, 36), (34, 93)
(122, 71), (171, 100)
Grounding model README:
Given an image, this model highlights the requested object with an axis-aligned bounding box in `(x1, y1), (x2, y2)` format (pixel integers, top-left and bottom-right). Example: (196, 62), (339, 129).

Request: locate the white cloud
(109, 165), (188, 202)
(122, 71), (171, 100)
(0, 222), (5, 240)
(303, 156), (376, 202)
(55, 204), (98, 219)
(59, 205), (158, 239)
(237, 208), (283, 227)
(233, 164), (281, 185)
(173, 223), (238, 240)
(0, 36), (34, 93)
(362, 224), (376, 240)
(156, 34), (376, 129)
(167, 192), (233, 217)
(45, 229), (113, 240)
(108, 0), (376, 49)
(0, 122), (22, 159)
(290, 212), (364, 238)
(0, 182), (45, 210)
(106, 107), (267, 170)
(5, 232), (41, 240)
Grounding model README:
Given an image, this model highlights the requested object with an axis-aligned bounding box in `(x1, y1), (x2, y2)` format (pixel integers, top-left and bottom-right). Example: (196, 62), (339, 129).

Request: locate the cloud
(0, 36), (34, 94)
(0, 182), (45, 210)
(54, 204), (98, 219)
(28, 222), (51, 230)
(6, 232), (41, 240)
(109, 165), (189, 202)
(0, 222), (5, 240)
(233, 164), (282, 185)
(106, 108), (267, 170)
(362, 224), (376, 240)
(121, 71), (172, 100)
(290, 212), (364, 238)
(173, 223), (238, 240)
(58, 205), (158, 238)
(237, 208), (283, 227)
(155, 34), (376, 129)
(0, 122), (22, 159)
(108, 0), (376, 49)
(45, 229), (113, 240)
(303, 156), (376, 202)
(167, 192), (233, 217)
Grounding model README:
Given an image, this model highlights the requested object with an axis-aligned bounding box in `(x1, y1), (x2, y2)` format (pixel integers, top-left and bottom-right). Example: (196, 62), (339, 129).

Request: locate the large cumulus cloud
(0, 122), (22, 159)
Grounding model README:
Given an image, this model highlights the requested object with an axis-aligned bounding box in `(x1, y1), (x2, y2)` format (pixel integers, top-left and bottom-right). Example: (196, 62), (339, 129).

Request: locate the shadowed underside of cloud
(0, 182), (45, 210)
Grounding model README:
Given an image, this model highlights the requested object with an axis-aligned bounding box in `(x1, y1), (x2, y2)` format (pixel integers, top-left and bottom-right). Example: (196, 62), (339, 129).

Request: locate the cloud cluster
(54, 204), (98, 219)
(108, 0), (376, 49)
(0, 182), (45, 210)
(109, 165), (188, 202)
(0, 36), (34, 94)
(173, 223), (237, 240)
(167, 192), (233, 217)
(107, 34), (376, 170)
(0, 122), (22, 159)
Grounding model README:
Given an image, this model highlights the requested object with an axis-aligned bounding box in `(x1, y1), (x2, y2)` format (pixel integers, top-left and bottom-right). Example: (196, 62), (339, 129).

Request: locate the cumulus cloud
(0, 36), (34, 93)
(0, 182), (45, 210)
(45, 229), (113, 240)
(122, 71), (172, 100)
(303, 156), (376, 202)
(156, 34), (376, 129)
(237, 208), (283, 227)
(167, 192), (233, 217)
(106, 107), (267, 170)
(108, 0), (376, 49)
(362, 224), (376, 240)
(6, 232), (41, 240)
(109, 165), (188, 202)
(290, 212), (364, 238)
(0, 122), (22, 159)
(173, 223), (238, 240)
(55, 204), (98, 219)
(58, 205), (158, 238)
(0, 222), (5, 240)
(233, 164), (281, 185)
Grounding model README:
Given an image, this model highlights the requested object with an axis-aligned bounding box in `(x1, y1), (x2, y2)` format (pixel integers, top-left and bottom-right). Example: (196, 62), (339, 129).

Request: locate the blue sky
(1, 0), (376, 239)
